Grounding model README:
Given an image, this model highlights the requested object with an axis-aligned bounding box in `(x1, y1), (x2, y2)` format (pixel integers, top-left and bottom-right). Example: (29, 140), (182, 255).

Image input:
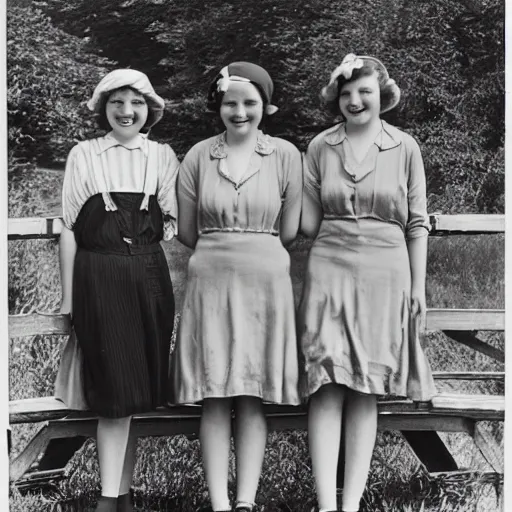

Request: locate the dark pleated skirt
(73, 245), (174, 417)
(56, 192), (175, 418)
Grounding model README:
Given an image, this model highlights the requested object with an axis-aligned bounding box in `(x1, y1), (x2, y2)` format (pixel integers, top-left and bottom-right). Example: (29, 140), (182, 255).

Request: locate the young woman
(56, 69), (178, 512)
(299, 54), (436, 512)
(170, 62), (302, 512)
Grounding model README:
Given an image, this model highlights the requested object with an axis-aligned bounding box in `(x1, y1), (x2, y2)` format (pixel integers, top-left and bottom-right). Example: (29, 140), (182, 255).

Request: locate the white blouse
(62, 132), (179, 240)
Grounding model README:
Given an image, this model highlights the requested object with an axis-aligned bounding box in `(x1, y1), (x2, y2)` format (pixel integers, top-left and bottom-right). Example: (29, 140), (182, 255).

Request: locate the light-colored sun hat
(87, 69), (165, 128)
(207, 61), (279, 115)
(321, 54), (401, 114)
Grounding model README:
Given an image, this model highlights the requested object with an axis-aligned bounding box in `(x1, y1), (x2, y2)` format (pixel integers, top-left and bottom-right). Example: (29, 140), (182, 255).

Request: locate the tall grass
(8, 170), (504, 511)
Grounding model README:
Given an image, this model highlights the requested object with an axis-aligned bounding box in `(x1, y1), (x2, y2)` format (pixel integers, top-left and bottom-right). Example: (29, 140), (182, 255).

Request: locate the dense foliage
(7, 0), (504, 212)
(7, 6), (114, 166)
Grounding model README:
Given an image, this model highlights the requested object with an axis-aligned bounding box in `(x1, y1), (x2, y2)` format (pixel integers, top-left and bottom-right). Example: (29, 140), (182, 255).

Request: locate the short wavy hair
(321, 57), (400, 117)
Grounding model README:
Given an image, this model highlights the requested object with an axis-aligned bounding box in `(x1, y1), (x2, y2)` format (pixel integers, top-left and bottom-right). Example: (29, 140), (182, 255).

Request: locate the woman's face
(105, 88), (149, 141)
(338, 72), (381, 127)
(219, 81), (264, 139)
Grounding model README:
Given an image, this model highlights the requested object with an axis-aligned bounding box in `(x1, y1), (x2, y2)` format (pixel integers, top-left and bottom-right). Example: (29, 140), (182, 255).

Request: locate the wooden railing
(8, 214), (505, 486)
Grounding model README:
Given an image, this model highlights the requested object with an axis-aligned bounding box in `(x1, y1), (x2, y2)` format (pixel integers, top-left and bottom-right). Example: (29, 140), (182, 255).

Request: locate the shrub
(7, 6), (115, 166)
(9, 0), (504, 212)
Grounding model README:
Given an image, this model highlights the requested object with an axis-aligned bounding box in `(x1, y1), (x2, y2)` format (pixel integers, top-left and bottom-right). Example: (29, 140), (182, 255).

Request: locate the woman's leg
(116, 424), (137, 511)
(341, 391), (378, 512)
(96, 416), (132, 507)
(200, 398), (233, 511)
(233, 396), (267, 509)
(308, 383), (345, 512)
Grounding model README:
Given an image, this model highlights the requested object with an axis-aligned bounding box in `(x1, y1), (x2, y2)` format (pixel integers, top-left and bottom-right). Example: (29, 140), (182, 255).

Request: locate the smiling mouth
(348, 108), (366, 115)
(116, 117), (135, 127)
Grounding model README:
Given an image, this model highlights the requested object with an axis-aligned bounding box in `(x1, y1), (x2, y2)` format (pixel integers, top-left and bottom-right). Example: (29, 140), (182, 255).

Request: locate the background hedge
(7, 0), (504, 212)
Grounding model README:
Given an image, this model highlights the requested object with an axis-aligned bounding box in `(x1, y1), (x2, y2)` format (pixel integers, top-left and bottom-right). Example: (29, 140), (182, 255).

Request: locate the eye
(109, 99), (123, 104)
(339, 91), (350, 97)
(360, 89), (373, 94)
(245, 100), (258, 106)
(132, 99), (146, 105)
(223, 101), (236, 107)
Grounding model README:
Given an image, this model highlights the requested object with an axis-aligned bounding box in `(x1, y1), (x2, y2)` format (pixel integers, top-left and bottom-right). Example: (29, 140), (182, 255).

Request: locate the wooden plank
(429, 214), (504, 234)
(9, 312), (71, 338)
(426, 309), (504, 331)
(9, 397), (73, 424)
(402, 431), (459, 472)
(432, 371), (505, 380)
(443, 331), (505, 363)
(10, 424), (53, 481)
(8, 308), (503, 341)
(8, 217), (64, 240)
(431, 394), (505, 413)
(8, 214), (503, 240)
(473, 422), (504, 473)
(10, 408), (483, 482)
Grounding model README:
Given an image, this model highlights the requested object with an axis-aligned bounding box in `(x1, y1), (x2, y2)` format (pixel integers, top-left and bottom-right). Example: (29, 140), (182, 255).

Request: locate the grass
(7, 169), (504, 511)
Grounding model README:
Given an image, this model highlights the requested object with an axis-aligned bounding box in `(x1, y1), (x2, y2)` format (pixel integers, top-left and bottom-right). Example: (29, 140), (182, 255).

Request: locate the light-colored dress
(299, 121), (436, 402)
(170, 131), (302, 405)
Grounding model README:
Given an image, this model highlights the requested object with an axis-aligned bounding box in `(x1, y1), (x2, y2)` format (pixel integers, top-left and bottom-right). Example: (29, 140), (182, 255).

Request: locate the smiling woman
(104, 89), (149, 141)
(55, 69), (179, 512)
(170, 62), (303, 512)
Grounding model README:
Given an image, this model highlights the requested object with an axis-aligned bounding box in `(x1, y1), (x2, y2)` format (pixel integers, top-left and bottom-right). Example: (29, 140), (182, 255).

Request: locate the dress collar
(95, 132), (149, 155)
(324, 120), (401, 150)
(210, 130), (276, 159)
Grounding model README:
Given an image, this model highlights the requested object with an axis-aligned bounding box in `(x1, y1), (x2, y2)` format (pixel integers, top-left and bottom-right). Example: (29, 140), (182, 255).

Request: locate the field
(8, 169), (504, 511)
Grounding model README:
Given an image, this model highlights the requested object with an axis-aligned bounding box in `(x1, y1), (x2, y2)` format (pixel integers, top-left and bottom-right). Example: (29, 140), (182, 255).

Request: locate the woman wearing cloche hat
(298, 54), (436, 512)
(56, 69), (178, 512)
(170, 62), (302, 512)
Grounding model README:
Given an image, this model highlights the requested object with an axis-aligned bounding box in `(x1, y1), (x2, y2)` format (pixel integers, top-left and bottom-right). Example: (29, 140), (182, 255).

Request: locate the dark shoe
(117, 493), (133, 512)
(95, 496), (117, 512)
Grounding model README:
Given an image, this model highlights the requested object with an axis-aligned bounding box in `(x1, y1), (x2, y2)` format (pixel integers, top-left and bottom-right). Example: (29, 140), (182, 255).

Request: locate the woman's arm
(157, 144), (180, 241)
(279, 147), (303, 247)
(406, 137), (430, 330)
(300, 192), (323, 239)
(300, 146), (323, 239)
(176, 149), (199, 249)
(177, 193), (198, 249)
(59, 225), (77, 315)
(407, 235), (428, 329)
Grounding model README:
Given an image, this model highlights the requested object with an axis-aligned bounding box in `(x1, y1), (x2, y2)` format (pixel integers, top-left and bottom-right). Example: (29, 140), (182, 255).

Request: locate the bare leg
(308, 384), (345, 511)
(233, 396), (267, 508)
(200, 398), (233, 511)
(117, 423), (137, 512)
(341, 391), (377, 512)
(96, 416), (132, 497)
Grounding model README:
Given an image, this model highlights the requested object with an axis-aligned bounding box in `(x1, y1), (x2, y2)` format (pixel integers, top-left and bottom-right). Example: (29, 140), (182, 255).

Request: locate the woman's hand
(411, 287), (426, 333)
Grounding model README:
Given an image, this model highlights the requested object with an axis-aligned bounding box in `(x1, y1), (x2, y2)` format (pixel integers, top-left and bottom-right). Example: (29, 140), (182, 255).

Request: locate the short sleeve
(281, 144), (303, 214)
(157, 144), (180, 241)
(406, 138), (430, 240)
(303, 141), (322, 206)
(62, 144), (94, 230)
(177, 146), (199, 205)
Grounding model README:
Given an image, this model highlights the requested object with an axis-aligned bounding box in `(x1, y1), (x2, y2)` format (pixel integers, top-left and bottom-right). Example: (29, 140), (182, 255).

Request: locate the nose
(234, 103), (246, 117)
(349, 91), (361, 106)
(120, 102), (134, 116)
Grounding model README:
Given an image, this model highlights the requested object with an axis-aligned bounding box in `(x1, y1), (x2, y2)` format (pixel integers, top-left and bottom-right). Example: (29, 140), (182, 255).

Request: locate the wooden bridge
(8, 214), (505, 488)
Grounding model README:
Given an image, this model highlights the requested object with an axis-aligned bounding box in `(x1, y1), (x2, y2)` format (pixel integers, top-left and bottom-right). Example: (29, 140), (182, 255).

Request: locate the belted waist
(79, 242), (162, 256)
(199, 227), (279, 236)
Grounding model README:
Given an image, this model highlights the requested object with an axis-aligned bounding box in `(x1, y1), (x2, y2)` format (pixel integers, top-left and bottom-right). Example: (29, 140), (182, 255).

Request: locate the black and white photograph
(5, 0), (506, 511)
